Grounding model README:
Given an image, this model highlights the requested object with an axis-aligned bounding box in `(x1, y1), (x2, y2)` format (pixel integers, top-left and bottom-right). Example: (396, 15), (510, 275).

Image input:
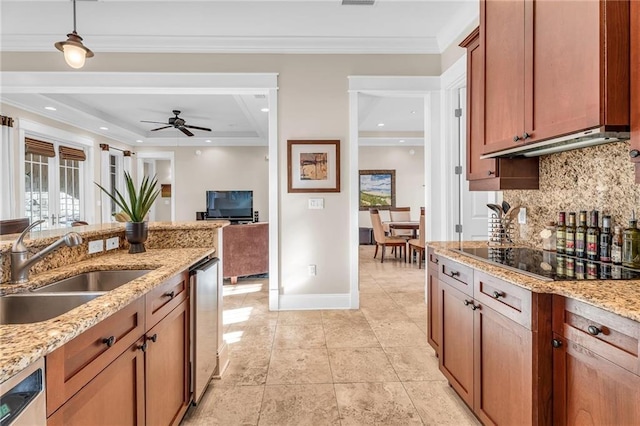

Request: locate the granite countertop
(428, 241), (640, 323)
(0, 247), (214, 384)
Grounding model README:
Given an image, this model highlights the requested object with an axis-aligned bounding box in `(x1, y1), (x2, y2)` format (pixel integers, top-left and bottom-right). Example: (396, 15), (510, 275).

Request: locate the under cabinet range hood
(480, 126), (630, 159)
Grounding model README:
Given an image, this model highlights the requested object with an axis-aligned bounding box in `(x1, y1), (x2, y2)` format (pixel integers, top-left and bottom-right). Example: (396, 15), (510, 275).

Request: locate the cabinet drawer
(438, 257), (473, 297)
(46, 297), (145, 416)
(427, 248), (439, 271)
(474, 271), (532, 329)
(145, 271), (188, 330)
(553, 295), (640, 376)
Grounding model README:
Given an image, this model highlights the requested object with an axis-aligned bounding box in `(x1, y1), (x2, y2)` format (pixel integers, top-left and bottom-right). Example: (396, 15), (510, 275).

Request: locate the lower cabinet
(46, 271), (191, 426)
(552, 295), (640, 425)
(426, 248), (441, 354)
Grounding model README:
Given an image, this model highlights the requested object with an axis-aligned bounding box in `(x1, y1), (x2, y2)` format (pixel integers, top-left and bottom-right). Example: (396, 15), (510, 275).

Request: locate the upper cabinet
(632, 0), (640, 182)
(480, 0), (630, 155)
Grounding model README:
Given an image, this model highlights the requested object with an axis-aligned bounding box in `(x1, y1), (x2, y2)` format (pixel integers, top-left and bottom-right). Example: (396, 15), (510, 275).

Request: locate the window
(108, 152), (124, 219)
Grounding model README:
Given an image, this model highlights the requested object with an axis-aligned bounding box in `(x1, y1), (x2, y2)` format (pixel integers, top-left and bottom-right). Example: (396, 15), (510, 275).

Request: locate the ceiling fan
(141, 110), (211, 137)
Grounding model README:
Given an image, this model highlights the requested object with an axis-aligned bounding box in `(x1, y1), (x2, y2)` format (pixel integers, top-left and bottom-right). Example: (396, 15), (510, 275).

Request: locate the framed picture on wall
(287, 140), (340, 193)
(359, 169), (396, 211)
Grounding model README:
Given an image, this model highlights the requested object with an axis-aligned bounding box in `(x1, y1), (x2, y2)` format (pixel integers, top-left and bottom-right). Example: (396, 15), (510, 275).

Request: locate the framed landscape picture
(359, 169), (396, 211)
(287, 140), (340, 193)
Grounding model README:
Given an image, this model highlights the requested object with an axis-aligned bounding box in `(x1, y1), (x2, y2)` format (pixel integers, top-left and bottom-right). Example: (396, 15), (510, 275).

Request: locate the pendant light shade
(54, 0), (93, 69)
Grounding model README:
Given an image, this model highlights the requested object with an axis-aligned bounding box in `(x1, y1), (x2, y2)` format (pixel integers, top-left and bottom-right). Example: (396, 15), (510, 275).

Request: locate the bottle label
(612, 245), (622, 264)
(586, 235), (598, 258)
(566, 231), (576, 254)
(556, 230), (566, 252)
(575, 232), (586, 256)
(600, 235), (611, 262)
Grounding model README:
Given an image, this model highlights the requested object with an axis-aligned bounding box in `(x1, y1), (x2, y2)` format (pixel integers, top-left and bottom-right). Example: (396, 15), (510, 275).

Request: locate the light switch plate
(308, 198), (324, 209)
(308, 264), (317, 276)
(106, 237), (119, 251)
(88, 240), (104, 254)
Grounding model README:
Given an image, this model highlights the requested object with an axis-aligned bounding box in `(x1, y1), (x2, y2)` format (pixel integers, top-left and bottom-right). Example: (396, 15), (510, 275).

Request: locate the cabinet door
(473, 304), (532, 426)
(552, 336), (640, 426)
(481, 0), (526, 154)
(145, 301), (190, 426)
(47, 342), (145, 426)
(427, 269), (440, 354)
(438, 281), (474, 407)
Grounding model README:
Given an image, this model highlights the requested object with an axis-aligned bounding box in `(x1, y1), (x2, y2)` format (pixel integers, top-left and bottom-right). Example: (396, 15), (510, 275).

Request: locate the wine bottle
(586, 210), (600, 261)
(575, 211), (588, 258)
(622, 210), (640, 269)
(556, 212), (566, 254)
(599, 215), (612, 263)
(611, 226), (623, 265)
(565, 212), (577, 256)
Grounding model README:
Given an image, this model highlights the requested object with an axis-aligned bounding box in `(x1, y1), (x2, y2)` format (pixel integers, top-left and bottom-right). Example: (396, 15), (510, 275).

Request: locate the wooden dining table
(388, 221), (420, 238)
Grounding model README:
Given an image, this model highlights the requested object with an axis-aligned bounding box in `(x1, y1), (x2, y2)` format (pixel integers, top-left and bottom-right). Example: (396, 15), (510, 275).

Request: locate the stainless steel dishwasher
(0, 359), (46, 426)
(189, 257), (220, 405)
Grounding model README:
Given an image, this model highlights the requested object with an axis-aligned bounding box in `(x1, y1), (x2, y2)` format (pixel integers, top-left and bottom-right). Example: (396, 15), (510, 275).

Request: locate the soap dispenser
(622, 210), (640, 269)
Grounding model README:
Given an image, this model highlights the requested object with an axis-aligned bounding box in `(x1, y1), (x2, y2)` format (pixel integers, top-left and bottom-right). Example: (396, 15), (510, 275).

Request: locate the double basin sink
(0, 270), (151, 325)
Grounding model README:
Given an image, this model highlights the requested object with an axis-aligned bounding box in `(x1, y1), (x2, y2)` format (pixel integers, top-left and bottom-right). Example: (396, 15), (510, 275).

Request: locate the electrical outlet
(308, 264), (317, 276)
(308, 198), (324, 209)
(88, 240), (104, 254)
(106, 237), (119, 251)
(518, 208), (527, 224)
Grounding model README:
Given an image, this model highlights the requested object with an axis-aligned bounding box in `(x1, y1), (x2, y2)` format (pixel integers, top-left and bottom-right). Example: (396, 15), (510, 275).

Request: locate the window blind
(59, 146), (86, 161)
(25, 138), (55, 157)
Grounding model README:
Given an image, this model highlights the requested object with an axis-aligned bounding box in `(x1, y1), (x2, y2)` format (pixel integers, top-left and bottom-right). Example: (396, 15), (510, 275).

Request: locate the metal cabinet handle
(492, 291), (505, 299)
(522, 132), (531, 140)
(102, 336), (116, 347)
(513, 135), (521, 142)
(463, 299), (472, 306)
(630, 149), (640, 158)
(138, 342), (147, 352)
(450, 271), (460, 277)
(487, 170), (495, 176)
(163, 291), (175, 299)
(435, 258), (439, 264)
(470, 304), (479, 311)
(552, 339), (562, 348)
(587, 325), (602, 336)
(147, 333), (158, 343)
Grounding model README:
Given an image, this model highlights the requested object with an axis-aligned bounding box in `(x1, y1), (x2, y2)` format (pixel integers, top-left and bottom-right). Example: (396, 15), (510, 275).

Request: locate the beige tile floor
(182, 245), (480, 425)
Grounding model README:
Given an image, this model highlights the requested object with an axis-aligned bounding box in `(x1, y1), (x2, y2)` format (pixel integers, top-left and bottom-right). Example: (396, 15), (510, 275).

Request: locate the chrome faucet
(10, 220), (83, 283)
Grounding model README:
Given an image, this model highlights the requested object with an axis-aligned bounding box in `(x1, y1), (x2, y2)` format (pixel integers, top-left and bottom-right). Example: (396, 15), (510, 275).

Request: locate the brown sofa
(222, 222), (269, 284)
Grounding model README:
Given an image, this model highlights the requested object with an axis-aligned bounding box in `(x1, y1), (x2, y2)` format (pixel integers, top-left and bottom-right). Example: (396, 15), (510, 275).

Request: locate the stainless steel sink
(0, 293), (104, 325)
(31, 270), (152, 293)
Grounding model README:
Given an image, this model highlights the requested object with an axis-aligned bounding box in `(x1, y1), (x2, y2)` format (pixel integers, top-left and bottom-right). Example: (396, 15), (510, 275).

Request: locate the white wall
(358, 146), (425, 228)
(154, 159), (172, 222)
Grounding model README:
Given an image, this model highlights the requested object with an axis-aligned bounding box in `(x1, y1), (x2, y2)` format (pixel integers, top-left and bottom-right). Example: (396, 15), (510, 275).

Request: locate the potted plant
(96, 172), (159, 253)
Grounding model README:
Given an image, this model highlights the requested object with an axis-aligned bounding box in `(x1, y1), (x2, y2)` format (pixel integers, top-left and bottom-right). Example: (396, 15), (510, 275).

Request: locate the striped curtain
(0, 115), (14, 219)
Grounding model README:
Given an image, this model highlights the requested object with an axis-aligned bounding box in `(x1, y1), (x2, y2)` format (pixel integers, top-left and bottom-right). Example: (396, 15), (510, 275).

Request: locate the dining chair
(370, 208), (407, 263)
(389, 207), (413, 238)
(408, 207), (426, 268)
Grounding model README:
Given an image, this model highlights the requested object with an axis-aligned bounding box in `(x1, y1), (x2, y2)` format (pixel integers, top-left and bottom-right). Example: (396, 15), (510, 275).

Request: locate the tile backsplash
(504, 141), (640, 248)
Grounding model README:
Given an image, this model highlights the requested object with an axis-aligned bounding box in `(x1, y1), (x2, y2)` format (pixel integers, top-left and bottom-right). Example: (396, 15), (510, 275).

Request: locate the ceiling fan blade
(141, 120), (169, 124)
(184, 125), (212, 132)
(179, 127), (194, 137)
(150, 126), (173, 131)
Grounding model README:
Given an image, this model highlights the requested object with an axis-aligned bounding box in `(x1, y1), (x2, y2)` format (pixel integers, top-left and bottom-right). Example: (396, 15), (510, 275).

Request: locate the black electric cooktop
(454, 246), (640, 281)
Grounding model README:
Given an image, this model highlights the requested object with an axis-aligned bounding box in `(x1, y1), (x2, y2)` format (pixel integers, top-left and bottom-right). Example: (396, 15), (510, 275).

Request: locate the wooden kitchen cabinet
(632, 0), (640, 181)
(480, 0), (629, 155)
(426, 249), (440, 354)
(460, 27), (539, 191)
(552, 296), (640, 424)
(145, 298), (190, 426)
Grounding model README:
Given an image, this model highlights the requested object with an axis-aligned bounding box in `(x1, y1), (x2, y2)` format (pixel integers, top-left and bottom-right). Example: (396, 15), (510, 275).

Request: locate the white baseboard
(277, 293), (353, 310)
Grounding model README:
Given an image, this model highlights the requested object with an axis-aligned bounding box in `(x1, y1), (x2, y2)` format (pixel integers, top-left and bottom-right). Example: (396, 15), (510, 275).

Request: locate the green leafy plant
(96, 172), (160, 223)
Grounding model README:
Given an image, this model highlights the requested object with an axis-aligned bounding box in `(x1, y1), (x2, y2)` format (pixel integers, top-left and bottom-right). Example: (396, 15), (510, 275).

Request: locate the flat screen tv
(206, 190), (253, 222)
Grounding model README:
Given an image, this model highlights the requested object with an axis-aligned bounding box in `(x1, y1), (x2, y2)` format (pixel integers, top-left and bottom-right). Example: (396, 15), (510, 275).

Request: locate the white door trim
(136, 151), (176, 222)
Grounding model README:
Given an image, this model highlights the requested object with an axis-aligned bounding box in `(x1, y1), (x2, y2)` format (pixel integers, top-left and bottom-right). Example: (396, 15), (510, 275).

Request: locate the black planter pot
(125, 222), (148, 254)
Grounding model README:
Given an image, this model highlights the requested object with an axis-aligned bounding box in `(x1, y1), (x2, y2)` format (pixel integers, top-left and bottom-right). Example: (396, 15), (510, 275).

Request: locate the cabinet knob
(630, 149), (640, 158)
(147, 333), (158, 343)
(450, 271), (460, 277)
(487, 170), (495, 176)
(587, 325), (602, 336)
(552, 339), (562, 348)
(463, 299), (472, 306)
(138, 342), (148, 352)
(522, 132), (531, 140)
(163, 290), (175, 300)
(470, 304), (479, 311)
(513, 135), (521, 142)
(435, 258), (439, 264)
(102, 336), (116, 347)
(492, 291), (505, 299)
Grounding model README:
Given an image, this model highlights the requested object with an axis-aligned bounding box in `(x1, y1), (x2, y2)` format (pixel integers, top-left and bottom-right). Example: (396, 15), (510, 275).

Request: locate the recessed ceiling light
(99, 126), (108, 130)
(205, 140), (212, 143)
(377, 123), (385, 127)
(44, 106), (57, 111)
(410, 111), (416, 114)
(399, 139), (405, 143)
(136, 140), (143, 143)
(261, 108), (269, 112)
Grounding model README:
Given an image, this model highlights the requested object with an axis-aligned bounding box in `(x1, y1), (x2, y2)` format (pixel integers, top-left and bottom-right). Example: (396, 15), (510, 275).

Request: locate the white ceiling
(0, 0), (477, 147)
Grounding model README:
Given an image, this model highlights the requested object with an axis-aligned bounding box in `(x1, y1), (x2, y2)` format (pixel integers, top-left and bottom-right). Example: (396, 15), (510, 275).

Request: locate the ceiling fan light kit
(54, 0), (94, 69)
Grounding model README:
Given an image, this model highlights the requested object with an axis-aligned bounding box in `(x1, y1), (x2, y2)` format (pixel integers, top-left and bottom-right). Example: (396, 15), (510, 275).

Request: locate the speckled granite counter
(428, 241), (640, 323)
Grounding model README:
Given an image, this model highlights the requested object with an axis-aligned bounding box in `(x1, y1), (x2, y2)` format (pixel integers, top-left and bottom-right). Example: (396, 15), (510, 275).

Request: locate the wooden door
(632, 0), (640, 178)
(480, 0), (526, 154)
(438, 281), (474, 407)
(145, 301), (190, 426)
(473, 304), (532, 426)
(552, 336), (640, 425)
(427, 270), (440, 354)
(47, 342), (145, 426)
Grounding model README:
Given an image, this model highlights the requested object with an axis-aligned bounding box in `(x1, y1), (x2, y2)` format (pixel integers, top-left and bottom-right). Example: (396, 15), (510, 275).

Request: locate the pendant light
(54, 0), (94, 69)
